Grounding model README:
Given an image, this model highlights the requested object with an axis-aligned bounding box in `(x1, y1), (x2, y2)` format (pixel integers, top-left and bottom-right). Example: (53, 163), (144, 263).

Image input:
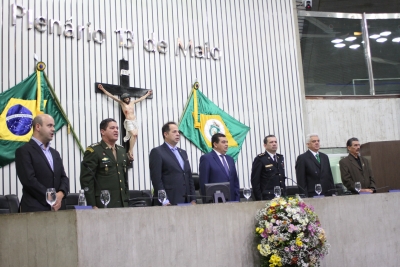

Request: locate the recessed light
(369, 34), (380, 39)
(345, 36), (357, 41)
(376, 38), (387, 43)
(392, 37), (400, 42)
(380, 31), (391, 36)
(349, 44), (360, 49)
(331, 39), (343, 43)
(334, 43), (346, 48)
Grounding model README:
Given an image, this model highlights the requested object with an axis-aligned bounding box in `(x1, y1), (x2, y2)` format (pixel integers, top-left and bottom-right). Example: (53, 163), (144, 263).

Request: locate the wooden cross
(95, 59), (152, 99)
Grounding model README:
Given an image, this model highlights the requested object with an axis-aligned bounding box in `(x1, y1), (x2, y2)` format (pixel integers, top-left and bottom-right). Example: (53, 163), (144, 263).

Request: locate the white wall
(0, 0), (304, 197)
(304, 98), (400, 148)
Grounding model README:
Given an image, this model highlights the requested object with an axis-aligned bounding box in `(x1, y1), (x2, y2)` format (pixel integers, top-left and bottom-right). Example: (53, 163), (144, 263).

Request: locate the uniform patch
(265, 164), (273, 168)
(258, 153), (265, 157)
(86, 147), (94, 153)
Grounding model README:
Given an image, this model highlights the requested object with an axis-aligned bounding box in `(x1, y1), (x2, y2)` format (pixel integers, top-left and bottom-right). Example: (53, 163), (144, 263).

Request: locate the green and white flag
(179, 83), (250, 161)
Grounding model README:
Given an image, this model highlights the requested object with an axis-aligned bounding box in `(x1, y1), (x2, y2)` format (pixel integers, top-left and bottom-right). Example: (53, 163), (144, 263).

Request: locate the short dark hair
(211, 133), (226, 148)
(162, 122), (177, 139)
(100, 118), (117, 132)
(263, 135), (276, 145)
(346, 137), (359, 147)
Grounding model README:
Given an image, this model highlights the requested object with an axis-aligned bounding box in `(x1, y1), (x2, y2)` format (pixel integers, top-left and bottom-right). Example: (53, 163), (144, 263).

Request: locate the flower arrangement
(255, 196), (329, 267)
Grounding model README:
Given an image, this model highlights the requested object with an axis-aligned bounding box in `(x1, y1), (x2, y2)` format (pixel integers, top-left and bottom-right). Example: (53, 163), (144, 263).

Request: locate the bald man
(15, 114), (69, 212)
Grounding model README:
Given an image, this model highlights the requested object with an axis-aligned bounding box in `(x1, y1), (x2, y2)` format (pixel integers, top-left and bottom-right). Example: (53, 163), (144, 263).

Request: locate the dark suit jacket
(339, 154), (376, 194)
(295, 150), (334, 197)
(251, 152), (286, 200)
(149, 143), (195, 205)
(199, 150), (240, 202)
(15, 139), (69, 212)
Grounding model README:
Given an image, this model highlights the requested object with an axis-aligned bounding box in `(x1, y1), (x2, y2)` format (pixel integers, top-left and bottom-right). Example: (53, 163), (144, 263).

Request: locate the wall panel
(0, 0), (304, 197)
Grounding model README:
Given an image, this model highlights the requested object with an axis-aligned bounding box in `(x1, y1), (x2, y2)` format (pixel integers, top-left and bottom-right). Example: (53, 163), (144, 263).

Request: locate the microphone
(82, 162), (102, 191)
(285, 177), (307, 196)
(124, 196), (159, 202)
(374, 186), (389, 192)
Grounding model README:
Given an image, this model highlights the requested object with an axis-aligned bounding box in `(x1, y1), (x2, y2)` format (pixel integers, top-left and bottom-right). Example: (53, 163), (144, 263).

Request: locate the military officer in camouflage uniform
(251, 135), (286, 200)
(80, 118), (129, 208)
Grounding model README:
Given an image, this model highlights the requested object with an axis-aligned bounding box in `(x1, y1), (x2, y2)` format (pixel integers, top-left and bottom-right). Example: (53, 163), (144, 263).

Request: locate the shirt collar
(31, 136), (50, 151)
(266, 151), (276, 159)
(165, 142), (177, 151)
(213, 149), (225, 157)
(309, 149), (318, 157)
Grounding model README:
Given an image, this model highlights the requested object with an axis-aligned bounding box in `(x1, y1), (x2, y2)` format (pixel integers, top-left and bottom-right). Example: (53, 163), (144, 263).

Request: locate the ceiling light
(331, 39), (343, 43)
(376, 38), (387, 43)
(369, 34), (380, 39)
(334, 43), (346, 48)
(380, 31), (391, 36)
(345, 36), (357, 41)
(392, 37), (400, 42)
(349, 44), (360, 49)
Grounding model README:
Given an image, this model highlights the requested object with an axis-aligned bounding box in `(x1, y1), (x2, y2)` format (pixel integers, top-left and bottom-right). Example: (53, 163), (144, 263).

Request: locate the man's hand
(53, 191), (65, 211)
(191, 200), (197, 205)
(360, 189), (373, 193)
(147, 90), (153, 95)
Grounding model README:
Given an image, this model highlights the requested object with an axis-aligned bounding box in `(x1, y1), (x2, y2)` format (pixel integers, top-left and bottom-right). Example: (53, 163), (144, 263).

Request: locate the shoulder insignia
(90, 142), (100, 147)
(258, 153), (265, 157)
(116, 144), (124, 148)
(85, 147), (94, 153)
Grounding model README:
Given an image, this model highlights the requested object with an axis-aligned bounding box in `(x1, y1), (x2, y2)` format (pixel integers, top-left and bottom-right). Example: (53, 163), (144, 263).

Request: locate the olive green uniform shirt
(80, 140), (129, 208)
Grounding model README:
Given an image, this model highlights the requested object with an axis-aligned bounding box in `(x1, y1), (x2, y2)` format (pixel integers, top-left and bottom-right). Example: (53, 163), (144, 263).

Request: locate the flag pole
(39, 64), (85, 154)
(178, 81), (199, 125)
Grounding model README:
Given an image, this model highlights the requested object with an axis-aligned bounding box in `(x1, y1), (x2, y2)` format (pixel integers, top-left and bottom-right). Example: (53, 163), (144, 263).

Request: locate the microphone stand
(285, 177), (307, 198)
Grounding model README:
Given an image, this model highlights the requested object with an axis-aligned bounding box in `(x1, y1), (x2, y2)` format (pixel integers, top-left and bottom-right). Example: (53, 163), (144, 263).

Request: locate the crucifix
(95, 59), (153, 162)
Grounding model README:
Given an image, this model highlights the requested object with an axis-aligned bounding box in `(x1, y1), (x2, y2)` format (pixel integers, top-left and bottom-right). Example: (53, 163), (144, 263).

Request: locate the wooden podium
(360, 140), (400, 192)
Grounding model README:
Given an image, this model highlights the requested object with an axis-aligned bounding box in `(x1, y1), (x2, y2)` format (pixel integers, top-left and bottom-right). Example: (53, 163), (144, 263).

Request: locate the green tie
(316, 153), (320, 163)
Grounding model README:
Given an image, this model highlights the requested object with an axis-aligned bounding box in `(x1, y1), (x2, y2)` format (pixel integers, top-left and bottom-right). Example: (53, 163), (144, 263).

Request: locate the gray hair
(305, 133), (319, 144)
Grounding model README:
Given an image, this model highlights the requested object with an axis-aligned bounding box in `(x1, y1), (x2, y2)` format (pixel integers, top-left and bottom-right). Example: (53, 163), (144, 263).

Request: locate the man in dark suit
(339, 137), (376, 194)
(149, 122), (196, 205)
(251, 135), (286, 200)
(15, 114), (69, 212)
(80, 118), (129, 208)
(295, 133), (335, 197)
(199, 133), (240, 202)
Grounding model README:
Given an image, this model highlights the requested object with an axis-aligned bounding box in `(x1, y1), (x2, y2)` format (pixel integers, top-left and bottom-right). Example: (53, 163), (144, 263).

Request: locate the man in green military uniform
(80, 118), (129, 208)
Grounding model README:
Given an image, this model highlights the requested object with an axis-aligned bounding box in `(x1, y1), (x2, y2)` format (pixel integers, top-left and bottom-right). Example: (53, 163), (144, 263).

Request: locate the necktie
(316, 153), (320, 163)
(220, 155), (230, 175)
(273, 155), (276, 162)
(171, 147), (184, 169)
(111, 147), (117, 160)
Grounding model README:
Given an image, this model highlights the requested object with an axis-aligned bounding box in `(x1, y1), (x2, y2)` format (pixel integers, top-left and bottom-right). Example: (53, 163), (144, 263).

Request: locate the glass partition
(299, 11), (400, 96)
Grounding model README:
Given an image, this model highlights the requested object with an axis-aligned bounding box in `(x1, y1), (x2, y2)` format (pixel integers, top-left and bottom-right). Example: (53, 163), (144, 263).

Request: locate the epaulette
(258, 152), (265, 157)
(116, 144), (124, 148)
(90, 142), (100, 147)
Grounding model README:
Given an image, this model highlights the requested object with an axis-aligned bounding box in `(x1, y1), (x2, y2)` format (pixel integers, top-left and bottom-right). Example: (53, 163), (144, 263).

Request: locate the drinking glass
(355, 182), (361, 193)
(315, 184), (322, 196)
(274, 186), (281, 198)
(100, 190), (110, 208)
(158, 190), (167, 204)
(243, 187), (251, 201)
(46, 188), (57, 208)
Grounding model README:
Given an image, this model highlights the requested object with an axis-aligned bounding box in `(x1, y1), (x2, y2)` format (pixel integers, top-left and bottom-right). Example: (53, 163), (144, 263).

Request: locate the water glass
(100, 190), (110, 208)
(158, 190), (167, 204)
(274, 186), (281, 198)
(315, 184), (322, 196)
(355, 182), (361, 193)
(46, 188), (57, 207)
(243, 187), (251, 201)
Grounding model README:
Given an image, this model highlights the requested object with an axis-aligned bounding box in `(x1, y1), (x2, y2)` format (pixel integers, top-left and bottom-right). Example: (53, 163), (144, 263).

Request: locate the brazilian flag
(0, 63), (67, 167)
(179, 83), (250, 161)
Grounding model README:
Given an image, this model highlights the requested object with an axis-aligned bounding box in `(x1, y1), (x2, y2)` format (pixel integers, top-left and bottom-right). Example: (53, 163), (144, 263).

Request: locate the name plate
(313, 195), (325, 198)
(74, 206), (93, 210)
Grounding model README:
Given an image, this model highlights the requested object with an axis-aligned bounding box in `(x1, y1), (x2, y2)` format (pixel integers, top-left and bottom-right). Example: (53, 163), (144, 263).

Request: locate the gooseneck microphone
(82, 162), (102, 191)
(285, 177), (307, 196)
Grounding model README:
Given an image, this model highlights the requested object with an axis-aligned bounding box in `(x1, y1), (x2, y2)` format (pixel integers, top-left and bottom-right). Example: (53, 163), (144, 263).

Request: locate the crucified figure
(98, 84), (152, 161)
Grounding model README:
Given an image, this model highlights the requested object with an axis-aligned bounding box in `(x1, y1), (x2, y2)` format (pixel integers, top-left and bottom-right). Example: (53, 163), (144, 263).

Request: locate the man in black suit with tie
(295, 133), (335, 197)
(251, 135), (286, 200)
(149, 122), (196, 205)
(15, 114), (69, 212)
